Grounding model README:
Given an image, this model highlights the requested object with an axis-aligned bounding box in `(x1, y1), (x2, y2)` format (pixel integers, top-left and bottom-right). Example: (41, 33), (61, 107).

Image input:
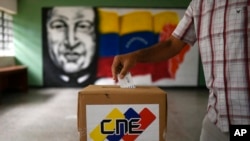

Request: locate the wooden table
(0, 66), (28, 93)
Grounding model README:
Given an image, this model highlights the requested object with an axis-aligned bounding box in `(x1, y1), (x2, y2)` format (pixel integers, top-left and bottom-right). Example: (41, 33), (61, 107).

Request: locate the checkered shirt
(173, 0), (250, 132)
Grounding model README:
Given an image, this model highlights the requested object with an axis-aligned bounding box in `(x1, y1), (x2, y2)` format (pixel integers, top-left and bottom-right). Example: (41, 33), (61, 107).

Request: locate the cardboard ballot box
(77, 85), (167, 141)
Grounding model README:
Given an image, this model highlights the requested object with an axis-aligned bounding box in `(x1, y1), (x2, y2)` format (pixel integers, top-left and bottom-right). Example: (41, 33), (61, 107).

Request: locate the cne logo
(89, 107), (156, 141)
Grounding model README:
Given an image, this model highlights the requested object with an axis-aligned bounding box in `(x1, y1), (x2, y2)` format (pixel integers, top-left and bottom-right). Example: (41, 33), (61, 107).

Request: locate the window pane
(4, 22), (8, 27)
(3, 28), (6, 33)
(5, 13), (12, 20)
(4, 35), (8, 41)
(8, 30), (12, 35)
(8, 23), (12, 28)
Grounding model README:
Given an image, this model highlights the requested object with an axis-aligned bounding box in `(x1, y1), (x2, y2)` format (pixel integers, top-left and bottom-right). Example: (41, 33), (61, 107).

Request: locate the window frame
(0, 10), (14, 56)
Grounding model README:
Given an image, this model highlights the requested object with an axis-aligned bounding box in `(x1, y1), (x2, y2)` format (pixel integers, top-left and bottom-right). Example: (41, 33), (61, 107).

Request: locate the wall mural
(42, 7), (199, 87)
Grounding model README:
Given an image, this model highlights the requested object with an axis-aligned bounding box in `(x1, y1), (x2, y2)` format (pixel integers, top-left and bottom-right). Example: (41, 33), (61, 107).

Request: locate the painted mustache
(64, 51), (86, 62)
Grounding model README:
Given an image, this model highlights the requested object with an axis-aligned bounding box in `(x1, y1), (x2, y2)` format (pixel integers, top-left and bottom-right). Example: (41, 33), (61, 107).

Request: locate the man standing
(112, 0), (250, 140)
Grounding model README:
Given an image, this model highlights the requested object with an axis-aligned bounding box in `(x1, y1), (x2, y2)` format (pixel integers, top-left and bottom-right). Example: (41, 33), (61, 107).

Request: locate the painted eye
(50, 20), (67, 31)
(76, 21), (93, 33)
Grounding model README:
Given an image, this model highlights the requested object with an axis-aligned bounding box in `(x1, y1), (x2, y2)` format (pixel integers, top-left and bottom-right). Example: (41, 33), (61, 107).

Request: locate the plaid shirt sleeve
(172, 0), (197, 46)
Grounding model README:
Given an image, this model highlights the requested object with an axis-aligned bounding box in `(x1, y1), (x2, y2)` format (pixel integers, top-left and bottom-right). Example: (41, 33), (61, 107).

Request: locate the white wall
(0, 0), (17, 14)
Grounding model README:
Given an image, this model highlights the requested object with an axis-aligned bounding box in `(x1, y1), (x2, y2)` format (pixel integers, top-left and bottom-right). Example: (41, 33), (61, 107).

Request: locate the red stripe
(208, 0), (218, 124)
(122, 108), (156, 141)
(196, 0), (204, 45)
(202, 58), (250, 64)
(244, 0), (250, 115)
(97, 57), (114, 77)
(209, 1), (215, 89)
(197, 29), (248, 41)
(222, 0), (231, 126)
(220, 114), (250, 119)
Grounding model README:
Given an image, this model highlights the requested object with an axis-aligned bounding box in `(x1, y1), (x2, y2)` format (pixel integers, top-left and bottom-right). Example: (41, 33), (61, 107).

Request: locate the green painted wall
(14, 0), (205, 87)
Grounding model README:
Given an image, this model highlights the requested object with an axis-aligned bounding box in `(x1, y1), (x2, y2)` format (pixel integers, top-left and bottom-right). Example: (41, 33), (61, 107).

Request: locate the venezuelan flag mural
(96, 8), (198, 86)
(42, 7), (198, 87)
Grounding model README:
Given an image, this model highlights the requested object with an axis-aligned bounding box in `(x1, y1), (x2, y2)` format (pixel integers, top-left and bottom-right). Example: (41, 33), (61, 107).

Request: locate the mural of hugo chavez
(42, 6), (99, 87)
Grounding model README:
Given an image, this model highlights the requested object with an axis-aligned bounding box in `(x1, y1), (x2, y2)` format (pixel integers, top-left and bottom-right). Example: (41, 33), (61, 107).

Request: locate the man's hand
(111, 52), (138, 82)
(111, 36), (186, 82)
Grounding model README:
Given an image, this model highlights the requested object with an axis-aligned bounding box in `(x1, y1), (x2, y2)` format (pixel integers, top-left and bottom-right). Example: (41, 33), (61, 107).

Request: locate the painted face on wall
(46, 7), (96, 73)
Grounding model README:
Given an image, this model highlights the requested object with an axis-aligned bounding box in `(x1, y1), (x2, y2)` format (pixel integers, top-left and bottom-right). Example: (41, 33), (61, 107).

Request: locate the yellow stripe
(89, 108), (125, 141)
(120, 11), (153, 35)
(98, 9), (119, 34)
(153, 11), (179, 33)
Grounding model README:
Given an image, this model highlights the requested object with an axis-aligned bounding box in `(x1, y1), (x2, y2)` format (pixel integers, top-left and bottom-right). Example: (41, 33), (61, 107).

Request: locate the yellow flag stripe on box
(89, 108), (125, 141)
(120, 11), (153, 35)
(153, 11), (179, 33)
(98, 9), (119, 34)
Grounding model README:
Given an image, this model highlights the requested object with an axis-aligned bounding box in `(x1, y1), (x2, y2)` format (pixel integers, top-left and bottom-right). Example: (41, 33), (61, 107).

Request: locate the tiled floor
(0, 87), (208, 141)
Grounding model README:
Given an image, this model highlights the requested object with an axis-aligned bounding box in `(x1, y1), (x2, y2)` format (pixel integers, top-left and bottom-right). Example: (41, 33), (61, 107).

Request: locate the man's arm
(111, 35), (187, 81)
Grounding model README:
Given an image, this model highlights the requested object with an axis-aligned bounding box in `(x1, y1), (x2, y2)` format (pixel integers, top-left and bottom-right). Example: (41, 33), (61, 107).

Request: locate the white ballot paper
(117, 72), (136, 88)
